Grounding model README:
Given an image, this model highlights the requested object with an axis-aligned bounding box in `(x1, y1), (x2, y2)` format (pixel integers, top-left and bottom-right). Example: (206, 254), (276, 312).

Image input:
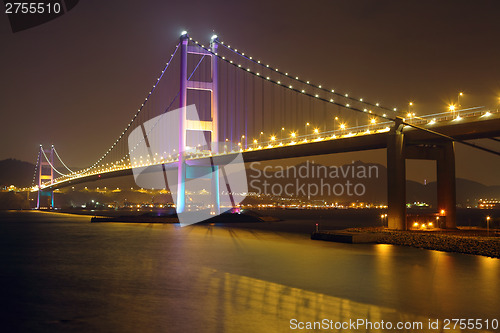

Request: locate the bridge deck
(40, 112), (500, 190)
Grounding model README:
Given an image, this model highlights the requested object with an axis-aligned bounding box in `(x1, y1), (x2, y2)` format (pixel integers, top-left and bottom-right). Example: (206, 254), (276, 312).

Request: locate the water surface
(0, 211), (498, 332)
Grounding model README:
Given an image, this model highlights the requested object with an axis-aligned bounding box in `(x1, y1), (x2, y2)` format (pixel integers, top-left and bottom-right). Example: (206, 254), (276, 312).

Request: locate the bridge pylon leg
(437, 141), (456, 228)
(210, 37), (220, 215)
(387, 118), (406, 230)
(36, 146), (42, 209)
(176, 34), (189, 213)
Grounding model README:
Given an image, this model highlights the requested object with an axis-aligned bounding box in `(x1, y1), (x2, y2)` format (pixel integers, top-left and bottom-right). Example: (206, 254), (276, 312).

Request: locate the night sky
(1, 0), (499, 185)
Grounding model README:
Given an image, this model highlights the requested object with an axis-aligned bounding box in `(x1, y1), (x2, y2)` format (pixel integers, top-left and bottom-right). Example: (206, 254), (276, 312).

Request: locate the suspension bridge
(31, 32), (500, 230)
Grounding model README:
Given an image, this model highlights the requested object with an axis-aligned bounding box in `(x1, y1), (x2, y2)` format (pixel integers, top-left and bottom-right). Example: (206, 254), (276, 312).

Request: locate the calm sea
(0, 210), (498, 332)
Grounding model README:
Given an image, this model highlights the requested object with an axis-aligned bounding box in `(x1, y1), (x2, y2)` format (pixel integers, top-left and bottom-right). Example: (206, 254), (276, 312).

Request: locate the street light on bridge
(407, 112), (415, 123)
(340, 123), (346, 135)
(448, 104), (456, 118)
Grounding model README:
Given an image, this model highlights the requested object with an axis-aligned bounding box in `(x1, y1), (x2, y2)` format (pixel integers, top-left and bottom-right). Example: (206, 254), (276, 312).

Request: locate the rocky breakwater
(313, 227), (500, 258)
(378, 230), (500, 258)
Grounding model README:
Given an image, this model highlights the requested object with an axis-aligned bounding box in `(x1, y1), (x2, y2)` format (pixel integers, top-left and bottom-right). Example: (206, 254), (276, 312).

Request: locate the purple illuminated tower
(176, 32), (220, 214)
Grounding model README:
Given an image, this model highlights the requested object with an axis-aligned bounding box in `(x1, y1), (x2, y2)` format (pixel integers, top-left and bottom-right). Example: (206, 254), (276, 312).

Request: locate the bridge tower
(36, 145), (54, 209)
(177, 33), (220, 214)
(387, 117), (456, 230)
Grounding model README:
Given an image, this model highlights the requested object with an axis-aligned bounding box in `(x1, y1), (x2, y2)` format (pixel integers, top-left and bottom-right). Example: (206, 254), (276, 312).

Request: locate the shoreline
(6, 210), (500, 258)
(313, 227), (500, 258)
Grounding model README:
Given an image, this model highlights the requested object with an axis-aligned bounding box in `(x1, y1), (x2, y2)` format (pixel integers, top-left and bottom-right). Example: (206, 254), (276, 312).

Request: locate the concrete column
(387, 117), (406, 230)
(437, 141), (456, 228)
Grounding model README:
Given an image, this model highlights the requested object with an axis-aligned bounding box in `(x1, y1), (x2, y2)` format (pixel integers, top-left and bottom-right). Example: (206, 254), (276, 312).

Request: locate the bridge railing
(404, 106), (490, 125)
(247, 107), (495, 149)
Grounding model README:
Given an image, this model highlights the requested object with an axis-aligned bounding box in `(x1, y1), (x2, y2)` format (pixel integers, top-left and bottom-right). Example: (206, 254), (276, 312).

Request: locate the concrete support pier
(437, 141), (457, 229)
(386, 117), (457, 230)
(387, 117), (406, 230)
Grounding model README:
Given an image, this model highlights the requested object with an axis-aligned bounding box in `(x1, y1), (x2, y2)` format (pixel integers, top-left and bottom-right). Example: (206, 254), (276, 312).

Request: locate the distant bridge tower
(36, 145), (54, 209)
(177, 33), (220, 214)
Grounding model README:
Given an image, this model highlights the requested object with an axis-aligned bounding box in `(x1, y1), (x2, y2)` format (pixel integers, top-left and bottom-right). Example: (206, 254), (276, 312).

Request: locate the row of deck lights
(40, 114), (396, 187)
(90, 103), (494, 175)
(227, 119), (390, 151)
(47, 118), (386, 184)
(40, 101), (495, 188)
(41, 104), (495, 189)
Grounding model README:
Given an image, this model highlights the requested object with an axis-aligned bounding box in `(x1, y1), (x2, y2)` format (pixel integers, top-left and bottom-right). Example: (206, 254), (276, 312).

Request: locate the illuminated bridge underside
(45, 114), (500, 191)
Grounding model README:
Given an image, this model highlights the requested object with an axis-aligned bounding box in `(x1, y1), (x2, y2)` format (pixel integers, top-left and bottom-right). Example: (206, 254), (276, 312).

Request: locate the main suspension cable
(87, 41), (181, 172)
(217, 39), (398, 114)
(41, 148), (66, 176)
(31, 149), (41, 187)
(52, 146), (74, 173)
(191, 37), (500, 156)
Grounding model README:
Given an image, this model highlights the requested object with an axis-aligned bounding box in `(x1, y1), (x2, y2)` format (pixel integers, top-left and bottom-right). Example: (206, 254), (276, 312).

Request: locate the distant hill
(0, 159), (35, 188)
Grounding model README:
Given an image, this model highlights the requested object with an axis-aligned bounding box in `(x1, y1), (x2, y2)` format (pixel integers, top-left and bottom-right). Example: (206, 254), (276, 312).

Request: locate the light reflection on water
(0, 211), (498, 332)
(185, 266), (456, 332)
